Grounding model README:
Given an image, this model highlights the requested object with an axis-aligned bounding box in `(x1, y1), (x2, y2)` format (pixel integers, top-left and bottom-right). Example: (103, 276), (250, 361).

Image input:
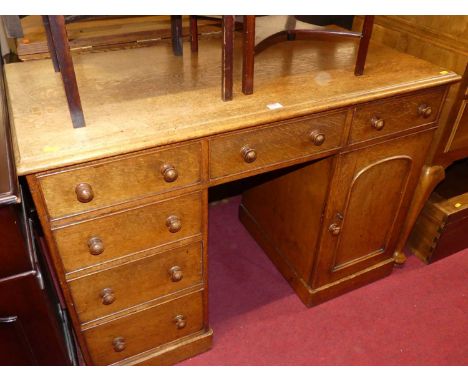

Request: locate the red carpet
(180, 196), (468, 365)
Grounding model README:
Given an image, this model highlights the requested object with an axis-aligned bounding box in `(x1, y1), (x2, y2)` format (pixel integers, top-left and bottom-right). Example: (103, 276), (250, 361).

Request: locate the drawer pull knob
(169, 266), (183, 282)
(75, 183), (94, 203)
(173, 314), (187, 329)
(112, 337), (126, 352)
(309, 131), (326, 146)
(88, 237), (104, 256)
(100, 288), (115, 305)
(166, 215), (182, 233)
(161, 164), (179, 183)
(328, 223), (341, 236)
(418, 104), (432, 118)
(240, 145), (257, 163)
(371, 117), (385, 131)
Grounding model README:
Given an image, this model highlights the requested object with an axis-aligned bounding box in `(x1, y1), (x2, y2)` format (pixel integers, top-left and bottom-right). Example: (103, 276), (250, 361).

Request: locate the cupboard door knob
(371, 116), (385, 131)
(169, 266), (183, 282)
(240, 145), (257, 163)
(309, 131), (326, 146)
(161, 164), (178, 183)
(329, 223), (341, 236)
(75, 183), (94, 203)
(88, 236), (104, 256)
(173, 314), (186, 329)
(418, 104), (432, 118)
(100, 288), (115, 305)
(166, 215), (182, 233)
(112, 337), (126, 352)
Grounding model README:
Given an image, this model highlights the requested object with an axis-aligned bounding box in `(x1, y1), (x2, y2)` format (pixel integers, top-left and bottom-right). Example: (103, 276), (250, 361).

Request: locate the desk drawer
(53, 192), (202, 273)
(38, 142), (202, 220)
(69, 242), (203, 323)
(83, 290), (204, 365)
(350, 88), (445, 144)
(209, 111), (346, 180)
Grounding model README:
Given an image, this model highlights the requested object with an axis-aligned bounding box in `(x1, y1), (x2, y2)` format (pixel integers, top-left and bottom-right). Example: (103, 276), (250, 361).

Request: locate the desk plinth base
(239, 204), (395, 307)
(112, 328), (213, 366)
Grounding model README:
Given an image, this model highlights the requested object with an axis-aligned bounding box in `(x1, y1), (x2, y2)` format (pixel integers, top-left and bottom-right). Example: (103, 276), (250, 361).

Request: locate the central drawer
(209, 110), (346, 180)
(68, 242), (203, 323)
(83, 290), (204, 365)
(53, 192), (202, 273)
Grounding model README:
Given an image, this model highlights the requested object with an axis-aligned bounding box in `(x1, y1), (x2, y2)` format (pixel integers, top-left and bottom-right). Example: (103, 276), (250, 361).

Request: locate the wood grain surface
(5, 35), (459, 175)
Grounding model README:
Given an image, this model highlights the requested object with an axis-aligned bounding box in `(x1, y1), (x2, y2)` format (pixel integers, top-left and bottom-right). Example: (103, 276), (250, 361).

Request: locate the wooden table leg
(354, 15), (374, 76)
(48, 15), (85, 128)
(242, 16), (255, 95)
(42, 16), (60, 72)
(171, 16), (183, 56)
(190, 16), (198, 53)
(221, 16), (235, 101)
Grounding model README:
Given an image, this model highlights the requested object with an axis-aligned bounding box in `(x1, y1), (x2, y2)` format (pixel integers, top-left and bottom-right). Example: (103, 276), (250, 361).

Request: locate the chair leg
(48, 15), (85, 128)
(221, 16), (235, 101)
(354, 15), (374, 76)
(242, 16), (255, 95)
(171, 15), (183, 56)
(42, 16), (60, 72)
(190, 16), (198, 52)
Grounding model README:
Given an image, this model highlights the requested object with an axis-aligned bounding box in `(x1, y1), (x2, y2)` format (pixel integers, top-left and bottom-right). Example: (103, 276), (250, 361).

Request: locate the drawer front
(53, 192), (202, 273)
(83, 290), (204, 365)
(209, 111), (346, 180)
(350, 88), (445, 143)
(69, 242), (203, 323)
(38, 142), (202, 219)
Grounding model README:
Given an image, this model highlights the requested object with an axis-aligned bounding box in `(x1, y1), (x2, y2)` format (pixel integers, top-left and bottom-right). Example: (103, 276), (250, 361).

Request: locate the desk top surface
(5, 33), (459, 175)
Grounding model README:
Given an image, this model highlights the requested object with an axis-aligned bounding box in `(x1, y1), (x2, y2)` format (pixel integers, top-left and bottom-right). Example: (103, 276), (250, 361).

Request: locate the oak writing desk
(4, 35), (459, 365)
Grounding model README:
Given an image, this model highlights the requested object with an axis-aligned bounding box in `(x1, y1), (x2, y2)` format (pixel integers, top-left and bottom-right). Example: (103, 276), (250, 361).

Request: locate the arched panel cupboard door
(312, 130), (434, 288)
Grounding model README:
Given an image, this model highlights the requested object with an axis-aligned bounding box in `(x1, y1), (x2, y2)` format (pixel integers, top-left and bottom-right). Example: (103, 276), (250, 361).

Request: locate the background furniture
(5, 30), (459, 365)
(241, 15), (374, 95)
(354, 16), (468, 264)
(0, 59), (74, 366)
(408, 159), (468, 263)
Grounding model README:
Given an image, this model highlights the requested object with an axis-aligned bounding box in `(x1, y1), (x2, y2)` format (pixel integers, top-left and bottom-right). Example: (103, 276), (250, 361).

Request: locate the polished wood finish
(68, 242), (202, 323)
(38, 142), (202, 220)
(354, 16), (374, 76)
(53, 192), (202, 273)
(82, 290), (204, 365)
(11, 36), (459, 365)
(350, 87), (444, 144)
(209, 110), (346, 180)
(5, 39), (459, 176)
(355, 16), (468, 262)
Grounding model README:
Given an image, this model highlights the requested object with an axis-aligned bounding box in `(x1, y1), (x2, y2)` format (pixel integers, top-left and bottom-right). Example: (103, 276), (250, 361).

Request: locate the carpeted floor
(179, 196), (468, 365)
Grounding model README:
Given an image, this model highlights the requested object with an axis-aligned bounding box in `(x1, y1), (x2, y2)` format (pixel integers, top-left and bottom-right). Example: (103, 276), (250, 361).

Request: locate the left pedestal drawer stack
(26, 141), (212, 366)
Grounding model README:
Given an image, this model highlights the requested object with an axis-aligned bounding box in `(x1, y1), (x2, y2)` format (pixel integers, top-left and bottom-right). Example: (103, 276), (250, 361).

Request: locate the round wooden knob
(173, 314), (186, 329)
(309, 131), (326, 146)
(418, 104), (432, 118)
(100, 288), (115, 305)
(87, 237), (104, 256)
(161, 164), (178, 183)
(166, 215), (182, 233)
(240, 145), (257, 163)
(169, 266), (183, 282)
(75, 183), (94, 203)
(328, 223), (341, 236)
(371, 116), (385, 131)
(112, 337), (126, 352)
